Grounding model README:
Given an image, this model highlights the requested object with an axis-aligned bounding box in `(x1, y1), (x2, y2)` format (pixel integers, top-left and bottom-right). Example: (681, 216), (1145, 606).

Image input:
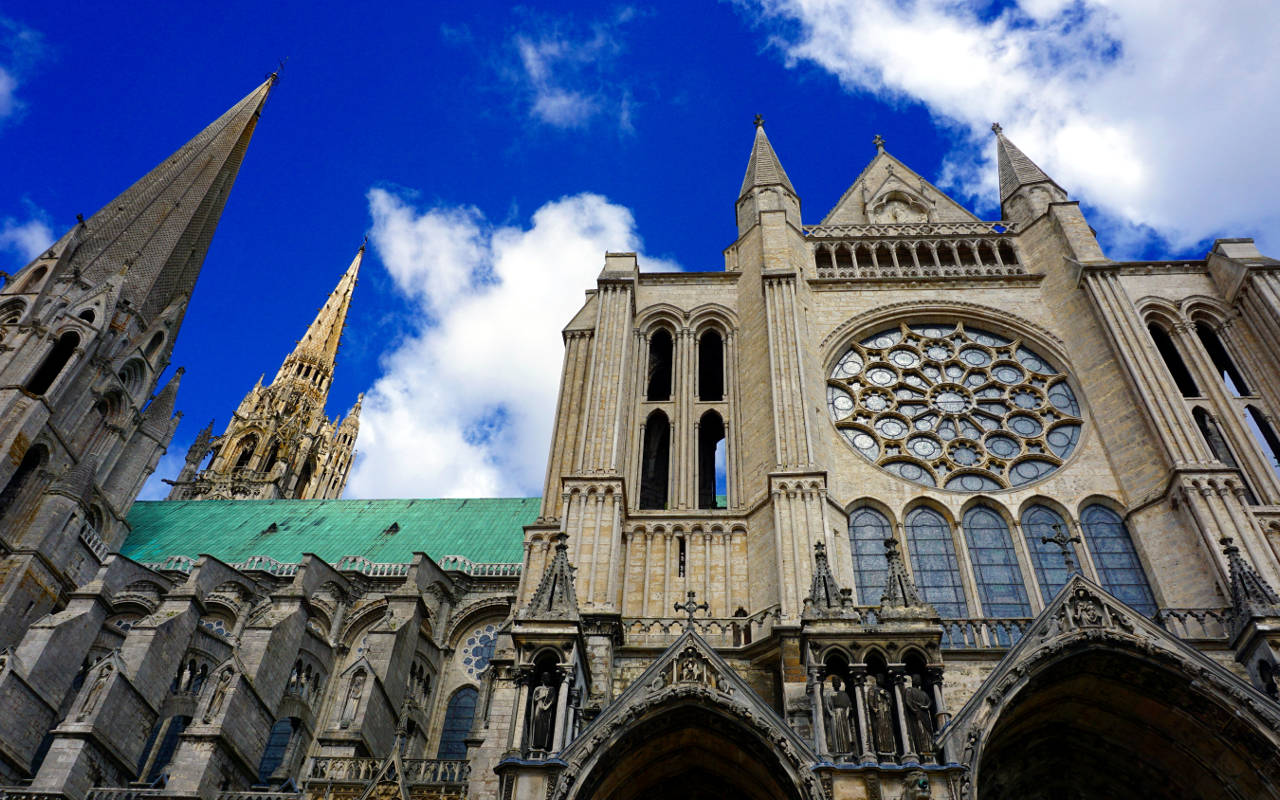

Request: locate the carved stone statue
(205, 668), (233, 722)
(903, 677), (935, 758)
(340, 670), (365, 729)
(867, 681), (897, 759)
(77, 662), (112, 720)
(824, 675), (854, 756)
(529, 672), (557, 753)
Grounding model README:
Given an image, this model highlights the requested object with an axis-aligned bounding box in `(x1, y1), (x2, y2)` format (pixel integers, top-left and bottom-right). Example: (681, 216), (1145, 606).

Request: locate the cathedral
(1, 74), (1280, 800)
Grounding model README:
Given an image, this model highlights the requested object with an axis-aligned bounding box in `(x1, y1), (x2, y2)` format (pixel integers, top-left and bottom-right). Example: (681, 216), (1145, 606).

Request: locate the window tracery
(828, 321), (1082, 491)
(461, 623), (498, 679)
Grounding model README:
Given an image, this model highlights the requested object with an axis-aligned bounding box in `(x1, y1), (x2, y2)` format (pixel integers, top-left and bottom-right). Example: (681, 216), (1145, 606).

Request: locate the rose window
(461, 623), (498, 679)
(828, 322), (1083, 491)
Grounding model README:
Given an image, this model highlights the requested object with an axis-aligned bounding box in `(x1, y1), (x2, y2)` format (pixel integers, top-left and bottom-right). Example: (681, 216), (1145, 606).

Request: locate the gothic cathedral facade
(2, 79), (1280, 800)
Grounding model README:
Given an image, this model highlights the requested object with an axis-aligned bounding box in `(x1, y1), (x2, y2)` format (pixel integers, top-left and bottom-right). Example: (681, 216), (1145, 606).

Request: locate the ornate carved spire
(804, 541), (857, 618)
(520, 533), (579, 620)
(1222, 537), (1280, 631)
(881, 537), (925, 609)
(278, 245), (362, 382)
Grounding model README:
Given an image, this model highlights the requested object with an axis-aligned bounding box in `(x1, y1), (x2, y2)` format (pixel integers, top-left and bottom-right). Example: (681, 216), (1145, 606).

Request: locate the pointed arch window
(962, 506), (1031, 617)
(848, 506), (891, 605)
(25, 331), (80, 395)
(698, 329), (724, 401)
(1080, 505), (1156, 615)
(1020, 505), (1076, 603)
(233, 436), (258, 471)
(1245, 406), (1280, 479)
(1196, 322), (1250, 396)
(639, 410), (670, 509)
(257, 717), (299, 784)
(1147, 323), (1199, 397)
(697, 410), (726, 509)
(903, 507), (968, 617)
(645, 328), (673, 401)
(0, 444), (47, 519)
(437, 687), (478, 760)
(1194, 408), (1258, 503)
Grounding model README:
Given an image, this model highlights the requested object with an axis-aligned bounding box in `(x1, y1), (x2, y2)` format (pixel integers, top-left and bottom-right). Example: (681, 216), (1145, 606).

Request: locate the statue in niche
(77, 662), (112, 720)
(340, 671), (365, 729)
(205, 669), (233, 722)
(903, 676), (935, 758)
(867, 680), (897, 759)
(529, 672), (556, 753)
(824, 675), (854, 756)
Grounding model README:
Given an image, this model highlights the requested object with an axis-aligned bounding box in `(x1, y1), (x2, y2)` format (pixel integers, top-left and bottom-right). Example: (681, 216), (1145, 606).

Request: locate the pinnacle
(992, 123), (1063, 202)
(739, 122), (796, 199)
(285, 245), (362, 372)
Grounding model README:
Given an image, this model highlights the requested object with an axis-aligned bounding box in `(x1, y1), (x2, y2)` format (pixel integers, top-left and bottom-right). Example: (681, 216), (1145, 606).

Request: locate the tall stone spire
(61, 76), (277, 324)
(739, 119), (797, 199)
(276, 244), (362, 384)
(991, 123), (1066, 223)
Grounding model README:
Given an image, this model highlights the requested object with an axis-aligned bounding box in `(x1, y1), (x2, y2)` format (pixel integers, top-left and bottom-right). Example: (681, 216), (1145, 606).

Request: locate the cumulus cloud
(0, 204), (54, 269)
(0, 17), (46, 123)
(508, 9), (637, 131)
(750, 0), (1280, 254)
(346, 189), (677, 499)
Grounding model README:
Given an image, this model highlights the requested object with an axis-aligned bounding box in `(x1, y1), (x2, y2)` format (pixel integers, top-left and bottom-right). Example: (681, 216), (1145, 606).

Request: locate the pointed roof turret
(41, 76), (277, 324)
(49, 453), (99, 504)
(1222, 537), (1280, 634)
(739, 118), (796, 199)
(992, 122), (1065, 203)
(803, 541), (858, 619)
(279, 245), (362, 378)
(143, 367), (184, 432)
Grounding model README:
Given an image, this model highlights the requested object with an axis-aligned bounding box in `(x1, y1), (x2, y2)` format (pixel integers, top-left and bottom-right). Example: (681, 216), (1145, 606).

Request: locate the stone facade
(3, 91), (1280, 800)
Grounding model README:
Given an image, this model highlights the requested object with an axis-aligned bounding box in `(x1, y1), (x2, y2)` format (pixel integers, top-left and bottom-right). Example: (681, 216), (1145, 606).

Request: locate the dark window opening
(1196, 323), (1250, 396)
(678, 536), (686, 578)
(1246, 406), (1280, 479)
(646, 329), (673, 401)
(698, 330), (724, 401)
(233, 436), (258, 471)
(0, 444), (46, 519)
(697, 411), (726, 509)
(1194, 408), (1258, 502)
(639, 411), (670, 509)
(144, 332), (164, 358)
(257, 717), (299, 784)
(25, 331), (80, 395)
(145, 715), (190, 783)
(297, 458), (316, 492)
(78, 309), (95, 324)
(262, 441), (281, 471)
(1147, 323), (1198, 397)
(437, 688), (478, 760)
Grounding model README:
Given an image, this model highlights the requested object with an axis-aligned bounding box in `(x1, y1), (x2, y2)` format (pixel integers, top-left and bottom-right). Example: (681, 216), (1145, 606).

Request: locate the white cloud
(0, 211), (53, 268)
(509, 10), (635, 131)
(751, 0), (1280, 254)
(0, 16), (45, 124)
(346, 189), (677, 499)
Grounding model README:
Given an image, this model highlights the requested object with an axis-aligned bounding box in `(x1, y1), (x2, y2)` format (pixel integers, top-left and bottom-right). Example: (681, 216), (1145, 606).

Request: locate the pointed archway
(938, 576), (1280, 799)
(548, 630), (821, 800)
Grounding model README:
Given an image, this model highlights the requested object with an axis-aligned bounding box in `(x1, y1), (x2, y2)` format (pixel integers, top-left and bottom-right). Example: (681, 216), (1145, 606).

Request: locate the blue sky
(3, 1), (1279, 499)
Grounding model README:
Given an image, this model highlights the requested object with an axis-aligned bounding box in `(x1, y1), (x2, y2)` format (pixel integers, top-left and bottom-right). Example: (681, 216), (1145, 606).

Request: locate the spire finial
(359, 234), (368, 253)
(754, 113), (764, 128)
(991, 122), (1003, 135)
(873, 133), (885, 152)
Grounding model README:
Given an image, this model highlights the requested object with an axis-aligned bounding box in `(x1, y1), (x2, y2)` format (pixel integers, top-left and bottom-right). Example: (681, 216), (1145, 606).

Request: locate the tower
(166, 246), (362, 500)
(0, 75), (275, 646)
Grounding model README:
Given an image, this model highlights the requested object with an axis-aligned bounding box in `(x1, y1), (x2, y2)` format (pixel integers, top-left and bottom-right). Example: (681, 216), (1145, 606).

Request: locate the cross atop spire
(873, 133), (885, 152)
(754, 113), (764, 128)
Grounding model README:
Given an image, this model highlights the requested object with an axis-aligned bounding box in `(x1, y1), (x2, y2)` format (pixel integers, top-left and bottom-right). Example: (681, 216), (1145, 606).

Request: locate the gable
(820, 151), (980, 226)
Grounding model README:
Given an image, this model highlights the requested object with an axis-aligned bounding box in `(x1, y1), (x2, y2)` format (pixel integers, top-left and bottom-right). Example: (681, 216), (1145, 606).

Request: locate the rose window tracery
(828, 322), (1082, 491)
(461, 623), (498, 679)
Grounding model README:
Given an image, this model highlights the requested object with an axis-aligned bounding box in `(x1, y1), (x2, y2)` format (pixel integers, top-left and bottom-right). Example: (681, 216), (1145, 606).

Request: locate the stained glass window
(1081, 505), (1157, 616)
(1021, 505), (1074, 603)
(904, 507), (968, 617)
(962, 506), (1031, 617)
(436, 687), (478, 760)
(257, 718), (297, 783)
(849, 506), (892, 605)
(461, 624), (498, 679)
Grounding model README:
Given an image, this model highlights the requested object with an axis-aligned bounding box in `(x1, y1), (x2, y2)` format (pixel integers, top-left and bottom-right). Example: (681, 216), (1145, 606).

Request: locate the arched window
(437, 687), (478, 760)
(257, 717), (299, 783)
(1020, 505), (1075, 603)
(903, 507), (968, 618)
(17, 265), (47, 293)
(0, 444), (46, 518)
(1196, 322), (1250, 396)
(262, 440), (281, 471)
(1193, 408), (1258, 503)
(297, 458), (316, 491)
(645, 328), (673, 401)
(848, 506), (891, 605)
(639, 410), (670, 510)
(962, 506), (1031, 617)
(1147, 323), (1199, 397)
(25, 331), (80, 395)
(1080, 505), (1156, 616)
(1245, 406), (1280, 479)
(698, 330), (724, 401)
(144, 332), (164, 358)
(233, 436), (258, 470)
(697, 410), (726, 509)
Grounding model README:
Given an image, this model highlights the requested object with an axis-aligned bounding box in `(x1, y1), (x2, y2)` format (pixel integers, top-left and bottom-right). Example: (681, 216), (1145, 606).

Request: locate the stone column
(891, 670), (917, 763)
(507, 673), (531, 753)
(849, 667), (875, 763)
(550, 671), (571, 753)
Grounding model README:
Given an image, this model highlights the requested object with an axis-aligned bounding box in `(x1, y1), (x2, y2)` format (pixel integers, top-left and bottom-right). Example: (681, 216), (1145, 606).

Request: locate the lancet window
(639, 410), (670, 509)
(646, 328), (673, 401)
(848, 506), (891, 605)
(1147, 323), (1200, 397)
(903, 507), (968, 617)
(1080, 505), (1156, 615)
(962, 506), (1031, 617)
(25, 331), (80, 395)
(1020, 504), (1075, 603)
(437, 687), (478, 760)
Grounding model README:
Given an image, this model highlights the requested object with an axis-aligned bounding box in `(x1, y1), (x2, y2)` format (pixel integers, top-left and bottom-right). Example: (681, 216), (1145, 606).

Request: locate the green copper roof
(122, 498), (539, 567)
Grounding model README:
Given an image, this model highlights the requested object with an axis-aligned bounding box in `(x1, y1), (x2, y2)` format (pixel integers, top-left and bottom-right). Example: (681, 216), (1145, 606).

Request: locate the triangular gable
(354, 744), (409, 800)
(937, 574), (1280, 767)
(820, 151), (980, 226)
(555, 628), (816, 773)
